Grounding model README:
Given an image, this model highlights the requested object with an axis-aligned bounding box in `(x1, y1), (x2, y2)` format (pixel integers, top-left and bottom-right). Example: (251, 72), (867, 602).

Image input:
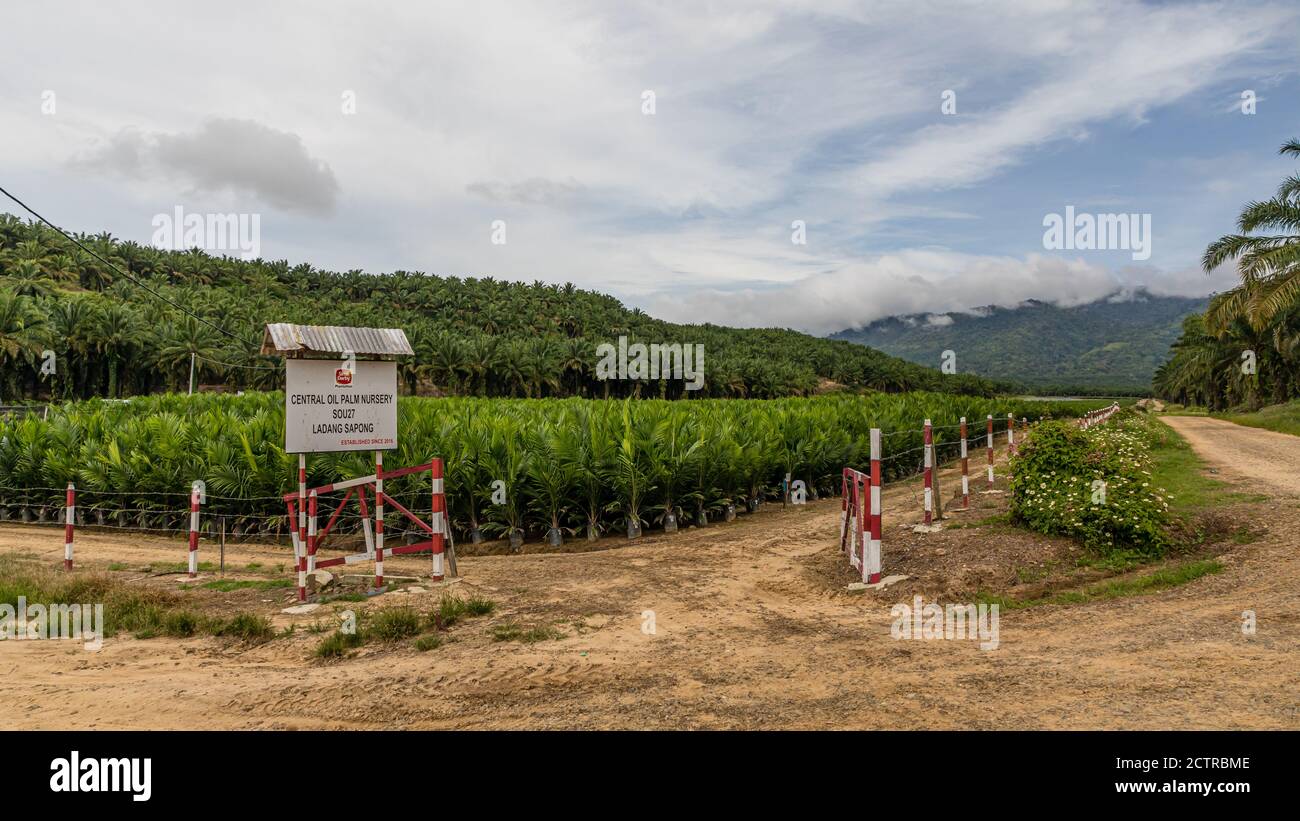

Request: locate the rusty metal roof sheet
(261, 323), (414, 358)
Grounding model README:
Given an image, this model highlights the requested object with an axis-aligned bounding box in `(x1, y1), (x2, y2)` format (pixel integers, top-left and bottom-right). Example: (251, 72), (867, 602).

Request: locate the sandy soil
(0, 420), (1296, 730)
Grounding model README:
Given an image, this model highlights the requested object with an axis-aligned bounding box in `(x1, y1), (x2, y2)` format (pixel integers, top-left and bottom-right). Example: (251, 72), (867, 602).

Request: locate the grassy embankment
(1161, 399), (1300, 436)
(0, 556), (275, 641)
(1215, 399), (1300, 437)
(976, 412), (1253, 609)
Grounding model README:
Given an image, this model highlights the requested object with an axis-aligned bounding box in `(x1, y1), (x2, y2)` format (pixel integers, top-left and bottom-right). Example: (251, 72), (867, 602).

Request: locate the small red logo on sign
(335, 368), (353, 386)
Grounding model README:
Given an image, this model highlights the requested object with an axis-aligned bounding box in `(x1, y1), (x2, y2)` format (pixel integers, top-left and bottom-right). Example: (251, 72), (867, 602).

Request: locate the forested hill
(0, 214), (1011, 401)
(831, 290), (1207, 394)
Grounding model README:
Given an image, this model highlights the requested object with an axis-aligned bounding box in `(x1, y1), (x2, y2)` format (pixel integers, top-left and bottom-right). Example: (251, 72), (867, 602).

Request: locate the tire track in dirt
(1, 432), (1297, 728)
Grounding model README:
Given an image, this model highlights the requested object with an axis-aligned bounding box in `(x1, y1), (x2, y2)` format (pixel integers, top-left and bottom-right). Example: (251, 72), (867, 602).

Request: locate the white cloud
(641, 250), (1237, 335)
(0, 0), (1296, 334)
(850, 2), (1290, 198)
(75, 120), (339, 215)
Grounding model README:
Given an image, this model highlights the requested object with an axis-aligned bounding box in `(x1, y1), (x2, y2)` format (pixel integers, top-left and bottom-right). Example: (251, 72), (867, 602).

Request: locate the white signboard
(285, 359), (398, 453)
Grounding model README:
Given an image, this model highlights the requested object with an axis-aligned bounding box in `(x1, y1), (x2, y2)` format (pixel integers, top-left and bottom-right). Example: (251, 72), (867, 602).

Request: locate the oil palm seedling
(646, 406), (699, 533)
(523, 423), (574, 546)
(0, 390), (1104, 545)
(482, 422), (530, 550)
(607, 400), (657, 538)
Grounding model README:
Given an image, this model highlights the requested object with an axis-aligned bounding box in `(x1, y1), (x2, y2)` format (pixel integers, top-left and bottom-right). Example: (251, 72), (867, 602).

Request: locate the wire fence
(0, 404), (50, 420)
(0, 413), (1036, 546)
(0, 482), (440, 546)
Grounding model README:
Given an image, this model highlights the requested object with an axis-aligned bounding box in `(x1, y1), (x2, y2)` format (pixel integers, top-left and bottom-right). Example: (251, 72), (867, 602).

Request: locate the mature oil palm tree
(2, 259), (56, 297)
(425, 331), (467, 395)
(559, 336), (590, 397)
(500, 339), (530, 398)
(155, 315), (225, 392)
(0, 289), (47, 398)
(96, 303), (144, 398)
(1153, 314), (1232, 408)
(47, 295), (104, 398)
(46, 254), (81, 284)
(464, 335), (500, 396)
(1202, 138), (1300, 331)
(524, 337), (562, 398)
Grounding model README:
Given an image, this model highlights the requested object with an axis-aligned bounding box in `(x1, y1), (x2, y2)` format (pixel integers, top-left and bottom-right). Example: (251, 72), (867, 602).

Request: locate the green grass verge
(490, 621), (564, 643)
(1150, 418), (1264, 515)
(200, 578), (294, 592)
(978, 558), (1223, 610)
(414, 634), (443, 652)
(1147, 424), (1228, 517)
(316, 591), (369, 603)
(369, 607), (422, 641)
(315, 630), (363, 658)
(0, 558), (274, 642)
(1216, 399), (1300, 437)
(211, 612), (275, 641)
(151, 561), (217, 573)
(312, 594), (497, 658)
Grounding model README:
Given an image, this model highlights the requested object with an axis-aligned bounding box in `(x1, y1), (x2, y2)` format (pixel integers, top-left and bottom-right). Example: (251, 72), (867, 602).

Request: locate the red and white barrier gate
(840, 428), (882, 584)
(283, 457), (449, 601)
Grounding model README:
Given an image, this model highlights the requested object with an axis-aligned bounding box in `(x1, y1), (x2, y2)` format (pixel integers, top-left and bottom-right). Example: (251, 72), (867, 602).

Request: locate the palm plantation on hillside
(0, 215), (1008, 402)
(1155, 139), (1300, 409)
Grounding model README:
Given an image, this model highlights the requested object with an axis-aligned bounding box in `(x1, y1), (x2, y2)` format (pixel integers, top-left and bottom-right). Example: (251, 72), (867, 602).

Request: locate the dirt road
(1, 421), (1297, 729)
(1162, 415), (1300, 488)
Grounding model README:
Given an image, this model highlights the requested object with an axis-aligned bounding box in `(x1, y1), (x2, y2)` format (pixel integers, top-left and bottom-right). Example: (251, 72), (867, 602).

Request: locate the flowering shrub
(1009, 412), (1170, 556)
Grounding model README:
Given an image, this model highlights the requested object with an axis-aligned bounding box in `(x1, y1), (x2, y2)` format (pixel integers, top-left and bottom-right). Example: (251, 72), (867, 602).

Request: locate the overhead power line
(0, 183), (242, 342)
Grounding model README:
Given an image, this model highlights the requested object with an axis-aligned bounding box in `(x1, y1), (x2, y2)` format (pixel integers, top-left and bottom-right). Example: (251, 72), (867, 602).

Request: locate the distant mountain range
(829, 289), (1208, 394)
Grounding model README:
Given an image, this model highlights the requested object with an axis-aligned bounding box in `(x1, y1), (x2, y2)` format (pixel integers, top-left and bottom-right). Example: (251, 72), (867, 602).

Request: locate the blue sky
(3, 0), (1299, 334)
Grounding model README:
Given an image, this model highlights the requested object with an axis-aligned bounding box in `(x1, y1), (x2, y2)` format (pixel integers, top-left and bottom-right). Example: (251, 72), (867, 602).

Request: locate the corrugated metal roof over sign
(261, 323), (414, 358)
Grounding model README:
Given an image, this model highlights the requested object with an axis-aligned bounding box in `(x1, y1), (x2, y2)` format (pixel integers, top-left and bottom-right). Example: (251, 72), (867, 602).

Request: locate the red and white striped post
(867, 428), (882, 584)
(1007, 412), (1015, 456)
(296, 454), (308, 602)
(922, 418), (933, 525)
(986, 414), (994, 488)
(297, 453), (307, 590)
(959, 417), (970, 508)
(430, 457), (446, 582)
(374, 450), (384, 588)
(307, 489), (318, 574)
(188, 485), (200, 577)
(64, 483), (75, 571)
